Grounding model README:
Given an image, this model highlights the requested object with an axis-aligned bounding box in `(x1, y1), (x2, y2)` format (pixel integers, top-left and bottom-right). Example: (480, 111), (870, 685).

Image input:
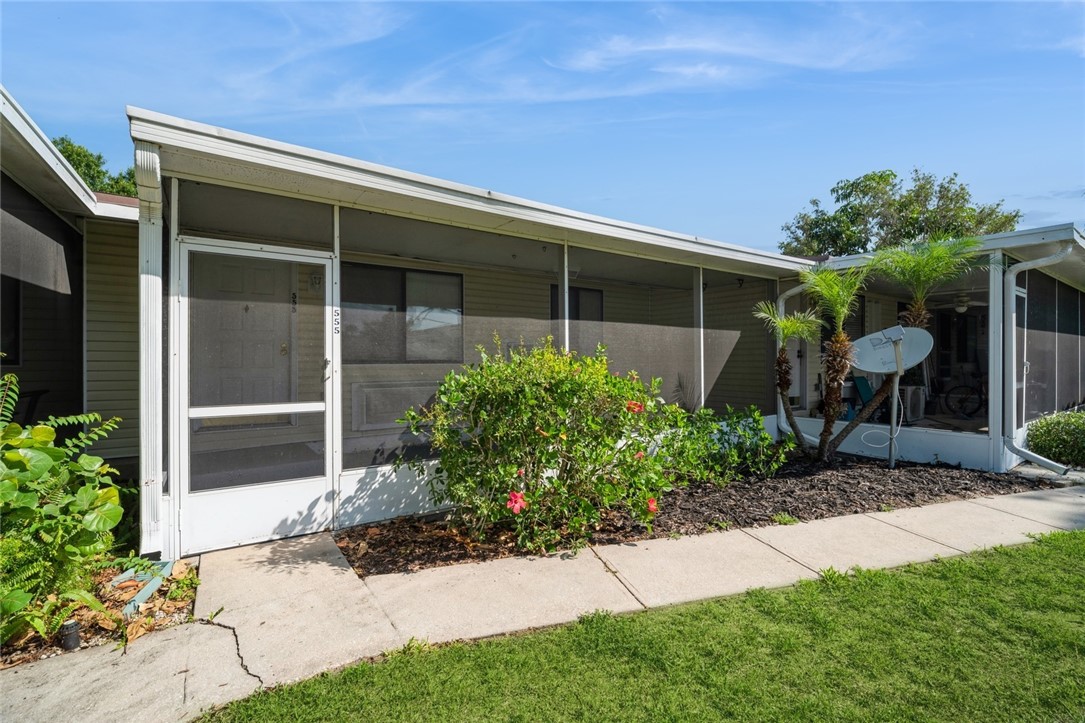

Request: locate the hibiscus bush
(399, 338), (710, 552)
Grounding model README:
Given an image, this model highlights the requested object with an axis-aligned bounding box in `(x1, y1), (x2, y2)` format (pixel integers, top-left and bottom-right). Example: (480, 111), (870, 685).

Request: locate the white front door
(179, 239), (334, 555)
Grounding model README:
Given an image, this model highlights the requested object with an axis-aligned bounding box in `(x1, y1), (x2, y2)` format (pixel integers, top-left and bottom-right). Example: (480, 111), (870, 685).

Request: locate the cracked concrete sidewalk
(1, 485), (1082, 721)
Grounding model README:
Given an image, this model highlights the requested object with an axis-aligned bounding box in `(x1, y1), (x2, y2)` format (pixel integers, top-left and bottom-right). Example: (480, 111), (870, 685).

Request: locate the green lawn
(207, 531), (1085, 722)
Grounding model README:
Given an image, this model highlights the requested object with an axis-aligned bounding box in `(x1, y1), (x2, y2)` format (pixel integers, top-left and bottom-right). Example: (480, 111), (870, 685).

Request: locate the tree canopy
(51, 136), (137, 197)
(779, 169), (1020, 257)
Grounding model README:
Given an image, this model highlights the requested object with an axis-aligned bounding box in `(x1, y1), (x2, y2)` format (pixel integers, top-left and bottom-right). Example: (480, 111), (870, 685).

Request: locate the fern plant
(0, 373), (124, 645)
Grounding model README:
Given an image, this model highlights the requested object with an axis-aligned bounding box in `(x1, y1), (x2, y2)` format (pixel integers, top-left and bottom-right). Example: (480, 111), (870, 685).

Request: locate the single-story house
(2, 85), (1082, 559)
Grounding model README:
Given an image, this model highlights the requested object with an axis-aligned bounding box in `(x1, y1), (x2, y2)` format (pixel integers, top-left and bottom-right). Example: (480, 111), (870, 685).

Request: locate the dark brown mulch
(335, 455), (1056, 579)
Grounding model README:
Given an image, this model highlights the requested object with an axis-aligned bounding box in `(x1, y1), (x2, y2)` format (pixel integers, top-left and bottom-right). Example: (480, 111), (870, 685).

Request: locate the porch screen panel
(1056, 280), (1083, 411)
(189, 413), (325, 491)
(1015, 292), (1026, 428)
(704, 276), (774, 414)
(340, 261), (465, 469)
(189, 254), (326, 407)
(1024, 270), (1058, 421)
(178, 181), (333, 250)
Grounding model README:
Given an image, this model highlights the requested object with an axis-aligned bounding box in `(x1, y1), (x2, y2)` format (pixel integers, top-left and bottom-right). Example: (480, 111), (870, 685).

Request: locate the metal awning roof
(127, 106), (809, 280)
(823, 223), (1085, 293)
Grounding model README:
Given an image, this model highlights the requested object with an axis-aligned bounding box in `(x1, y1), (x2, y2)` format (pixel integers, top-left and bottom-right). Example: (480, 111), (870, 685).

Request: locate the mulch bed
(336, 455), (1055, 578)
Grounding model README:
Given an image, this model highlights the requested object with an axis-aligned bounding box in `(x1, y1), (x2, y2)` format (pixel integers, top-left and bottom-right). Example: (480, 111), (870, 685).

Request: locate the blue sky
(2, 2), (1082, 252)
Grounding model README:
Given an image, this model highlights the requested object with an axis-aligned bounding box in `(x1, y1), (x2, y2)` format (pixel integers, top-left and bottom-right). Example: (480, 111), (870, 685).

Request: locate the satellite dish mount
(851, 326), (934, 469)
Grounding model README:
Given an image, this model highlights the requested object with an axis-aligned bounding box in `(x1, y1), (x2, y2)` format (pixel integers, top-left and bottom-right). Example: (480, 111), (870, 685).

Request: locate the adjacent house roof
(127, 106), (810, 280)
(1, 85), (137, 225)
(824, 223), (1085, 293)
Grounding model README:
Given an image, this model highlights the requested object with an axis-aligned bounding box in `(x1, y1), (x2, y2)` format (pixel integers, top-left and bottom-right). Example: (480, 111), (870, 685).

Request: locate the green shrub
(0, 372), (123, 644)
(667, 405), (792, 485)
(400, 339), (705, 551)
(1026, 410), (1085, 468)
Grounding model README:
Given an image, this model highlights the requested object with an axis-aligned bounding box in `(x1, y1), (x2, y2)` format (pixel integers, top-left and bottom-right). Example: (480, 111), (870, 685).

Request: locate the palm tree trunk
(817, 331), (853, 460)
(774, 347), (810, 457)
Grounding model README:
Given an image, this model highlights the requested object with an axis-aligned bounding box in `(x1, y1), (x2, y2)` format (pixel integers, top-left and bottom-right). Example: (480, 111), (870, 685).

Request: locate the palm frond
(872, 235), (984, 304)
(799, 266), (869, 334)
(753, 301), (823, 345)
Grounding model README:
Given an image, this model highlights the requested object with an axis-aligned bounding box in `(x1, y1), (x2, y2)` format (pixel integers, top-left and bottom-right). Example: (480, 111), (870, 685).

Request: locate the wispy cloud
(553, 6), (915, 75)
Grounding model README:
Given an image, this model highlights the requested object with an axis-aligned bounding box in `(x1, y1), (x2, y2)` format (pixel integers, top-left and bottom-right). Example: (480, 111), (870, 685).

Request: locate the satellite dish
(851, 326), (934, 374)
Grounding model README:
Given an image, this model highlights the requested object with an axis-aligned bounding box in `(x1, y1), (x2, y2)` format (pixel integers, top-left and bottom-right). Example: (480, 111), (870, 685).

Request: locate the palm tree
(821, 235), (985, 461)
(872, 235), (983, 328)
(753, 301), (823, 457)
(800, 265), (869, 461)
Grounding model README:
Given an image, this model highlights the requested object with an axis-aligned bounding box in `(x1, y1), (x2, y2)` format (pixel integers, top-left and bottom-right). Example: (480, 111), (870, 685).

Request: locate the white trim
(178, 235), (334, 261)
(694, 267), (705, 408)
(560, 243), (570, 349)
(189, 402), (325, 418)
(166, 177), (181, 560)
(987, 251), (1004, 471)
(331, 206), (343, 524)
(176, 238), (335, 554)
(136, 141), (164, 557)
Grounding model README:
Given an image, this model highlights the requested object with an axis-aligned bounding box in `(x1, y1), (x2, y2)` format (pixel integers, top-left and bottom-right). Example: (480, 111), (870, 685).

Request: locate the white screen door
(179, 239), (333, 554)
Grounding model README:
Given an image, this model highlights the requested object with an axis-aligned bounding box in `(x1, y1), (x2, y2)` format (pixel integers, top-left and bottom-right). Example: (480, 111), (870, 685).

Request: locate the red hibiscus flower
(507, 490), (528, 514)
(517, 468), (525, 477)
(647, 498), (658, 514)
(626, 400), (645, 413)
(634, 451), (645, 460)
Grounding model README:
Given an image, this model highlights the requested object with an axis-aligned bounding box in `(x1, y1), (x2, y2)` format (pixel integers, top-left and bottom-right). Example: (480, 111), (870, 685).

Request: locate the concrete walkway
(2, 486), (1083, 722)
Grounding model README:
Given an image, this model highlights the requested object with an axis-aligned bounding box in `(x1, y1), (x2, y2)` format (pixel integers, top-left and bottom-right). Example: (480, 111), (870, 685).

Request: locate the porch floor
(3, 487), (1082, 721)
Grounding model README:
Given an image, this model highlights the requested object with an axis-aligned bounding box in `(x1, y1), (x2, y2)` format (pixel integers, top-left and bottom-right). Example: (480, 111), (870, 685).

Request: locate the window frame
(340, 261), (464, 365)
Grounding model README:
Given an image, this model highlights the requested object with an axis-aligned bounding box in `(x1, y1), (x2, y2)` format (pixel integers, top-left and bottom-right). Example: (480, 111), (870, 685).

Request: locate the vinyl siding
(704, 279), (775, 413)
(85, 219), (139, 458)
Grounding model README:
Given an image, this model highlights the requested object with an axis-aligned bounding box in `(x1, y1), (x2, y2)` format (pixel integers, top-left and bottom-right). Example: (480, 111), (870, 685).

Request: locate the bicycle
(943, 371), (987, 418)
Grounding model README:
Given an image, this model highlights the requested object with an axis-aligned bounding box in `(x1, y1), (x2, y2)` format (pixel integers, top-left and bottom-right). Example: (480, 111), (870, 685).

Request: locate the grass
(206, 531), (1085, 722)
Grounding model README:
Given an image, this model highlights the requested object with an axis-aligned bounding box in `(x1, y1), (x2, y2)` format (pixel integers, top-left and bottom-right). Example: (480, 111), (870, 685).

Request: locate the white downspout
(134, 140), (165, 555)
(1002, 244), (1074, 475)
(775, 282), (819, 446)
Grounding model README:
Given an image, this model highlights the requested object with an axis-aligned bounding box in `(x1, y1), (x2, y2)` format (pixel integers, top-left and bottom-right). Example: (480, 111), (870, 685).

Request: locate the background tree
(51, 136), (136, 197)
(801, 265), (869, 461)
(780, 169), (1020, 257)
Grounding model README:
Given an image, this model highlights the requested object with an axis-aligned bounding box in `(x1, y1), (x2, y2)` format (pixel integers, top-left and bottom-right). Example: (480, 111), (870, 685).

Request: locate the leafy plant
(1026, 411), (1085, 468)
(801, 265), (869, 461)
(400, 338), (704, 552)
(0, 372), (123, 644)
(753, 301), (823, 457)
(772, 512), (800, 526)
(167, 567), (201, 602)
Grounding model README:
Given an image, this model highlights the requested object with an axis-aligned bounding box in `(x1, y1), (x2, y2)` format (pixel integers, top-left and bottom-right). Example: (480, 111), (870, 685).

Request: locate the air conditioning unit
(903, 386), (926, 422)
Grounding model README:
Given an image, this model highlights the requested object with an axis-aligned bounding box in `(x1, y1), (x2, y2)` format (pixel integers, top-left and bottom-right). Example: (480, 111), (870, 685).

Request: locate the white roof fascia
(975, 223), (1083, 254)
(1, 84), (98, 215)
(127, 106), (809, 277)
(94, 201), (139, 222)
(824, 224), (1085, 267)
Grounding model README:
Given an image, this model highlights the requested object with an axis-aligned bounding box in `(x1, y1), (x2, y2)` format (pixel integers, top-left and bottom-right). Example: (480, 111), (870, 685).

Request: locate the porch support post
(134, 140), (164, 556)
(987, 251), (1004, 471)
(694, 267), (705, 409)
(559, 243), (570, 350)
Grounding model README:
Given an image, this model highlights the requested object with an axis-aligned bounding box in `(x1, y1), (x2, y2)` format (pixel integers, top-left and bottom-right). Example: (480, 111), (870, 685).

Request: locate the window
(1, 276), (20, 365)
(550, 285), (604, 353)
(341, 263), (463, 363)
(549, 285), (604, 322)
